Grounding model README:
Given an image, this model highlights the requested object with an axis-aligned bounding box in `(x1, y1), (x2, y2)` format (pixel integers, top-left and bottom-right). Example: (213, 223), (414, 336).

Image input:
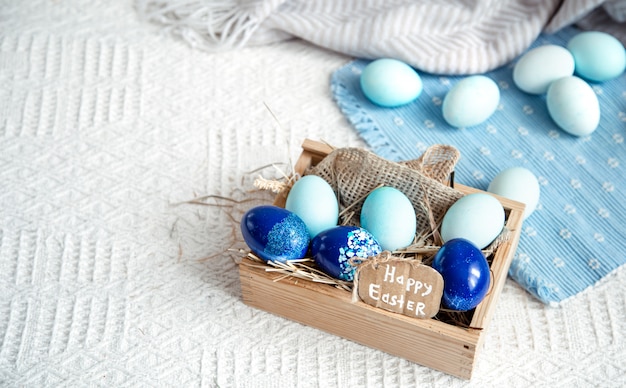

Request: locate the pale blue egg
(360, 58), (423, 107)
(546, 76), (600, 137)
(286, 175), (339, 238)
(440, 193), (505, 249)
(513, 45), (574, 94)
(488, 167), (540, 220)
(442, 75), (500, 128)
(360, 186), (416, 252)
(567, 31), (626, 82)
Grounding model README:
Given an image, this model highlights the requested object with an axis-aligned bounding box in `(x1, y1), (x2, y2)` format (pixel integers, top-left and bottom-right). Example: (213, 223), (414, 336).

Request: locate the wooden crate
(239, 139), (525, 379)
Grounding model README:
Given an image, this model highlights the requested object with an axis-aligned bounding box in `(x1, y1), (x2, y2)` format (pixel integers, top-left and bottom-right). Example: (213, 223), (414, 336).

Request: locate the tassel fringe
(135, 0), (261, 50)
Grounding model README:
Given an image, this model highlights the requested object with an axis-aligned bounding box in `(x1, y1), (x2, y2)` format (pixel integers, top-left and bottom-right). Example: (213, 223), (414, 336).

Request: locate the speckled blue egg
(311, 226), (382, 281)
(442, 75), (500, 128)
(360, 186), (416, 252)
(567, 31), (626, 82)
(240, 205), (310, 263)
(286, 175), (339, 238)
(360, 58), (423, 107)
(432, 238), (491, 311)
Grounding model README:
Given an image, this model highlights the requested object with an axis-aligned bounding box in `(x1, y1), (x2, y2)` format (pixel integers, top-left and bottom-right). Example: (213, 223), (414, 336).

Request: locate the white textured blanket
(1, 1), (625, 387)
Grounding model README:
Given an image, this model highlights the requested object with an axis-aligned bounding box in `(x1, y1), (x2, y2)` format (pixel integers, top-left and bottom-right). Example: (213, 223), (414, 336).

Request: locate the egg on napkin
(488, 167), (540, 220)
(512, 44), (575, 94)
(360, 58), (423, 107)
(546, 76), (600, 137)
(442, 75), (500, 128)
(567, 31), (626, 82)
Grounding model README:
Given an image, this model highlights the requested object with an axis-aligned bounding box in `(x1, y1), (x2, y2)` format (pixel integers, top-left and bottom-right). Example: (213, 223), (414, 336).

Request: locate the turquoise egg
(360, 58), (423, 107)
(360, 186), (416, 252)
(311, 226), (381, 281)
(240, 205), (310, 263)
(442, 75), (500, 128)
(567, 31), (626, 82)
(286, 175), (339, 238)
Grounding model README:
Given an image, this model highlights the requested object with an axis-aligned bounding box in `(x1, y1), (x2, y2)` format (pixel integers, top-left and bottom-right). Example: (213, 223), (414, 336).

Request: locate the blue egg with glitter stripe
(311, 226), (382, 281)
(240, 205), (310, 263)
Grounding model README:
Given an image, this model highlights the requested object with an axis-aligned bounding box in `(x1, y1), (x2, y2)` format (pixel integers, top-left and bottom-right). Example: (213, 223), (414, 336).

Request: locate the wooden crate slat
(239, 139), (525, 379)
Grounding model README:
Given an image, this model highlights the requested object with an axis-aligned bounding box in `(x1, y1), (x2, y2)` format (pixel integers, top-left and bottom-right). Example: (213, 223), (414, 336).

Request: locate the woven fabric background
(1, 1), (625, 386)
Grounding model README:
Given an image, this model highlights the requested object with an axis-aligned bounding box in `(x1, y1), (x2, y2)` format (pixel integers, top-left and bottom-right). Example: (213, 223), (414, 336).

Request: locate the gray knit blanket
(137, 0), (626, 74)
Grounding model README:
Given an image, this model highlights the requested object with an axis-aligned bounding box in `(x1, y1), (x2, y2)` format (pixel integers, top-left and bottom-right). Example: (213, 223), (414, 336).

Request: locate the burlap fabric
(309, 145), (463, 243)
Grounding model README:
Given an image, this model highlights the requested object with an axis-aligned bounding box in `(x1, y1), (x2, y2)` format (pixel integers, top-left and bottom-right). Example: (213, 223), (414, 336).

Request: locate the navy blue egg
(311, 226), (382, 281)
(240, 205), (310, 263)
(432, 238), (491, 311)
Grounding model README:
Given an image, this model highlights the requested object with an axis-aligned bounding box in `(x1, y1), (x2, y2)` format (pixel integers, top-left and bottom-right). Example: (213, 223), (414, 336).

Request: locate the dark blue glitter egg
(311, 226), (382, 281)
(432, 238), (491, 311)
(240, 205), (310, 263)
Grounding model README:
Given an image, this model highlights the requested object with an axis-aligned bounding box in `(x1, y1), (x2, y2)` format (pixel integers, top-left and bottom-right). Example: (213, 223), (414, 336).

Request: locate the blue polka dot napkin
(331, 27), (626, 305)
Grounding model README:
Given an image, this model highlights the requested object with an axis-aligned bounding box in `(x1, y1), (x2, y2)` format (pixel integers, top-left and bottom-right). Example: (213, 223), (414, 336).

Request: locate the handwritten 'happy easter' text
(368, 264), (434, 317)
(357, 259), (444, 319)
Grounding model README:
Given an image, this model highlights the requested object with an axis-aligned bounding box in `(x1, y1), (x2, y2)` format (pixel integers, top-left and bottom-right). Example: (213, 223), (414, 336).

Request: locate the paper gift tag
(355, 254), (444, 318)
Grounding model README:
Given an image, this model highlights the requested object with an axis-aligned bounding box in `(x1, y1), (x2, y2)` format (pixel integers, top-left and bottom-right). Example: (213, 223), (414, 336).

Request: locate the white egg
(546, 76), (600, 137)
(488, 167), (540, 220)
(360, 186), (416, 252)
(513, 44), (575, 94)
(286, 175), (339, 238)
(440, 193), (505, 249)
(442, 75), (500, 128)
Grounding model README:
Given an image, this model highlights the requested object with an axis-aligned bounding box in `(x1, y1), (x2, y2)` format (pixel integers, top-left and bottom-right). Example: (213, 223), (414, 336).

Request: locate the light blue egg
(513, 45), (574, 94)
(286, 175), (339, 238)
(567, 31), (626, 82)
(442, 75), (500, 128)
(440, 193), (504, 249)
(488, 167), (540, 220)
(360, 58), (423, 107)
(360, 186), (416, 252)
(546, 76), (600, 137)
